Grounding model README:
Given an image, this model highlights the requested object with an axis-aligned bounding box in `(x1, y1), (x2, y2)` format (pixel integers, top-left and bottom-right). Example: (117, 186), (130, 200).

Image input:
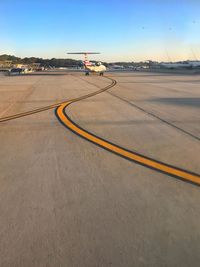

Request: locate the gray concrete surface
(0, 71), (200, 267)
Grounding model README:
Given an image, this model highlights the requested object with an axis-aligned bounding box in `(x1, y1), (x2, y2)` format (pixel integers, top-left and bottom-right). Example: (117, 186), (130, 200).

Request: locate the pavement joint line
(106, 91), (200, 142)
(55, 77), (200, 187)
(0, 76), (115, 123)
(1, 74), (199, 186)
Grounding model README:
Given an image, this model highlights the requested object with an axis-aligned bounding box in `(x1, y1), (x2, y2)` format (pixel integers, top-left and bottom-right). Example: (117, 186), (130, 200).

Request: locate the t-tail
(67, 52), (100, 68)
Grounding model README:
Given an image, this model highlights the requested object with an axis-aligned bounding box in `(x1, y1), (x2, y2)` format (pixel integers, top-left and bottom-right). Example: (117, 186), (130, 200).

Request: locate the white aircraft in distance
(67, 52), (106, 76)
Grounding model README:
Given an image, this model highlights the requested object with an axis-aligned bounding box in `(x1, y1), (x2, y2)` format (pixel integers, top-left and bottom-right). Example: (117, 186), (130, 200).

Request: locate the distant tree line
(0, 54), (149, 68)
(0, 54), (83, 67)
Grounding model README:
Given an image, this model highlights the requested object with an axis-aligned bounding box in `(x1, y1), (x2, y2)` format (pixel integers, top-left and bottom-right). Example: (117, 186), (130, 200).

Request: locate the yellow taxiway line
(55, 78), (200, 187)
(0, 103), (58, 123)
(1, 75), (199, 186)
(0, 76), (116, 123)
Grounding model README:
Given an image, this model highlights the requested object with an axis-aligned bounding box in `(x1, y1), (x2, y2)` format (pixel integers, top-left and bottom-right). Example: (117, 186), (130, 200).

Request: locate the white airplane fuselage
(85, 64), (106, 73)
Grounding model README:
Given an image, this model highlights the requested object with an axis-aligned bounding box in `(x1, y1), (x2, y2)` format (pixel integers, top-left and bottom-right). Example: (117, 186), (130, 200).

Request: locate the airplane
(67, 52), (106, 76)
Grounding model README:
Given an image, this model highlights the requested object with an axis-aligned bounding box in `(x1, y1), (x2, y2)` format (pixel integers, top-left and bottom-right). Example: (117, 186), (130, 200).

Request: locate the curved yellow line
(0, 76), (116, 123)
(56, 102), (200, 186)
(1, 74), (200, 186)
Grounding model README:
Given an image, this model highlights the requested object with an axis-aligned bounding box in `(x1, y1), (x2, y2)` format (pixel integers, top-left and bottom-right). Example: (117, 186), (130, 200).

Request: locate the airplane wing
(67, 52), (100, 55)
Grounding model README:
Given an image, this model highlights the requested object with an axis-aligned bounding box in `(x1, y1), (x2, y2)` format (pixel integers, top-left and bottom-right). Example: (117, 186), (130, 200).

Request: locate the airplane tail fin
(83, 59), (92, 67)
(67, 52), (100, 67)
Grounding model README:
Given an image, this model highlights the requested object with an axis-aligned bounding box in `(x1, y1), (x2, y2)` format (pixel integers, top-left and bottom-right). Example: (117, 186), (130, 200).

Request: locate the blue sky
(1, 0), (200, 61)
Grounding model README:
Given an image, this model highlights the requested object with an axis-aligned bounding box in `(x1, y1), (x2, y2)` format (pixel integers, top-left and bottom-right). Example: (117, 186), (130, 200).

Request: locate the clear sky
(1, 0), (200, 62)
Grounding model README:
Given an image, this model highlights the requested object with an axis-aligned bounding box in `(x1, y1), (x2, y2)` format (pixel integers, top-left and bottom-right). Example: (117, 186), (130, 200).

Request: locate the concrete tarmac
(0, 71), (200, 267)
